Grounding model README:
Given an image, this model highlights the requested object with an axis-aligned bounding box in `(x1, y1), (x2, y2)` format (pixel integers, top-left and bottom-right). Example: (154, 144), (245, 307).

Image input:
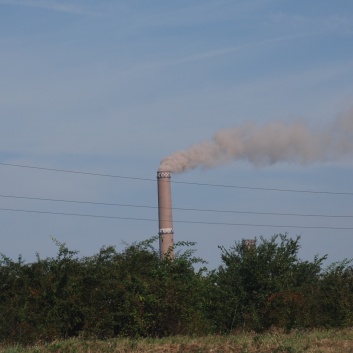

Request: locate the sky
(1, 0), (353, 270)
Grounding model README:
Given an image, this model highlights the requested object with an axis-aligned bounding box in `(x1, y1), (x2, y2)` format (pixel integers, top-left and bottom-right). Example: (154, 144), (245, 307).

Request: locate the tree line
(1, 233), (353, 344)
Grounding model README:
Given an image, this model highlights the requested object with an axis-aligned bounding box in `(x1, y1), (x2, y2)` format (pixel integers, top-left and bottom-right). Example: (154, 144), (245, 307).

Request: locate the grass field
(1, 328), (353, 353)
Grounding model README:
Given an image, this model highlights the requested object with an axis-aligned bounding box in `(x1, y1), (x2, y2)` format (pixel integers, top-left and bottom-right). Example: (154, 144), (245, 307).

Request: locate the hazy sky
(1, 0), (353, 269)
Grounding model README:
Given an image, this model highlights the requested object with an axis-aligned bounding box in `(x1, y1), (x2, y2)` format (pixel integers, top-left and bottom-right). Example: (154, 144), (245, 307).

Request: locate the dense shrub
(0, 237), (209, 344)
(310, 260), (353, 328)
(1, 233), (353, 344)
(209, 234), (329, 332)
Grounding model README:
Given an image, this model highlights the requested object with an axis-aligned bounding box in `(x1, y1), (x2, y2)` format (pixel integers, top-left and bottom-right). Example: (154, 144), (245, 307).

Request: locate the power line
(0, 207), (352, 230)
(1, 161), (353, 196)
(1, 193), (352, 219)
(0, 194), (153, 209)
(0, 162), (154, 182)
(174, 180), (353, 195)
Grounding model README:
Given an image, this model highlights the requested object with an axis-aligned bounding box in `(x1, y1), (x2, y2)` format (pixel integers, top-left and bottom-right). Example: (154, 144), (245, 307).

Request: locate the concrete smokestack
(243, 239), (256, 250)
(157, 171), (174, 259)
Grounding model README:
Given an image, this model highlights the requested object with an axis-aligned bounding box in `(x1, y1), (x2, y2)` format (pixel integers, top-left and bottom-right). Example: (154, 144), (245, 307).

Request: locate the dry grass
(1, 328), (353, 353)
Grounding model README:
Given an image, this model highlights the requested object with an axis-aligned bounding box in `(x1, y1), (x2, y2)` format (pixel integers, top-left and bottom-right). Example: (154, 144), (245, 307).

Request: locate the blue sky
(1, 0), (353, 269)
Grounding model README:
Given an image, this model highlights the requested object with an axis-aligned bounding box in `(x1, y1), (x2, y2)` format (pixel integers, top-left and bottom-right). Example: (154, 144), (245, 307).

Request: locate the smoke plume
(159, 109), (353, 173)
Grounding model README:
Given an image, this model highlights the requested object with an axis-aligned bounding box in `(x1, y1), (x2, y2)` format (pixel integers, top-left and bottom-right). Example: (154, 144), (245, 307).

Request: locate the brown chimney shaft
(157, 171), (174, 259)
(243, 239), (256, 250)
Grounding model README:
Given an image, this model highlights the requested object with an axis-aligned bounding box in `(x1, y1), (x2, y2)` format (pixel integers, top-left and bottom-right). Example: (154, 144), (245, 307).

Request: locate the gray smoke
(159, 109), (353, 173)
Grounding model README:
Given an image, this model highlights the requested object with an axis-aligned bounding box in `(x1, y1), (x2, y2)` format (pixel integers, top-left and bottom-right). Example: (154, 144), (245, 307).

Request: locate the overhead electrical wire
(1, 163), (352, 231)
(1, 161), (353, 196)
(175, 180), (353, 195)
(1, 162), (352, 231)
(0, 207), (352, 230)
(0, 162), (154, 182)
(0, 193), (352, 219)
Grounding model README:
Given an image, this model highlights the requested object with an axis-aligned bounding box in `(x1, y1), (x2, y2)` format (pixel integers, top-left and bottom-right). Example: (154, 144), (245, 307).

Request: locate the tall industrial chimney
(157, 171), (174, 259)
(243, 239), (256, 250)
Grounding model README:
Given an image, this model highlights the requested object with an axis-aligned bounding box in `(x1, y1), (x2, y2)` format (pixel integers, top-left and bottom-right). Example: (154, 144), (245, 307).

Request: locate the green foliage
(1, 233), (353, 345)
(209, 233), (327, 332)
(0, 236), (209, 344)
(310, 259), (353, 328)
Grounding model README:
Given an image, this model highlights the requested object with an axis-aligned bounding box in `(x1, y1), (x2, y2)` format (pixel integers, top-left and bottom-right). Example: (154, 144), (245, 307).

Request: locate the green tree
(311, 259), (353, 328)
(209, 233), (325, 332)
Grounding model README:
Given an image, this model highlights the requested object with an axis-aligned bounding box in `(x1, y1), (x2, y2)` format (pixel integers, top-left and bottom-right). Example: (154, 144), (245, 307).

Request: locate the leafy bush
(1, 233), (353, 344)
(209, 233), (326, 332)
(0, 237), (209, 344)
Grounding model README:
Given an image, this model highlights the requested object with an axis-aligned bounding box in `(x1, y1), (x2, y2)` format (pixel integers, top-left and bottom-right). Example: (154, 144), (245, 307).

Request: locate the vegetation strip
(1, 234), (353, 348)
